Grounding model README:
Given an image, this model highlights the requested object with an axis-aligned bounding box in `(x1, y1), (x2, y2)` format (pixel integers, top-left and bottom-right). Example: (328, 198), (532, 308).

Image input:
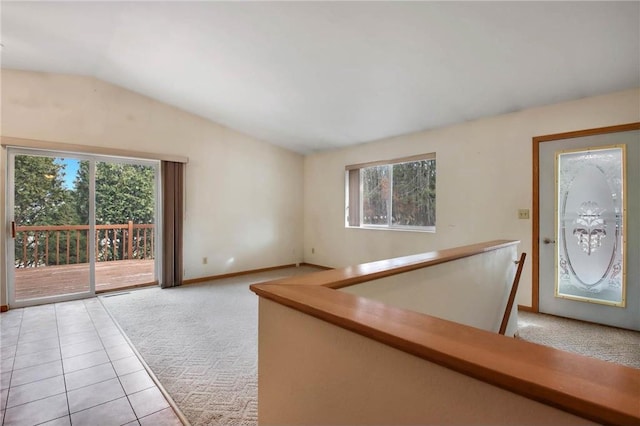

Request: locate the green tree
(14, 156), (156, 267)
(360, 160), (436, 227)
(74, 162), (156, 261)
(14, 155), (77, 226)
(362, 165), (389, 225)
(74, 162), (155, 225)
(73, 160), (90, 225)
(392, 160), (436, 227)
(14, 155), (79, 266)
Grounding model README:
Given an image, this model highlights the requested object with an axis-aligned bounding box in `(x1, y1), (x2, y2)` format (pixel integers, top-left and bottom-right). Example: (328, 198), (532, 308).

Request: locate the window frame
(345, 153), (436, 232)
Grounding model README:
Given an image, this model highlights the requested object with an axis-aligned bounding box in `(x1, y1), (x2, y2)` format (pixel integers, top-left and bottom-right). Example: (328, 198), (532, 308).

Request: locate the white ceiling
(2, 1), (639, 154)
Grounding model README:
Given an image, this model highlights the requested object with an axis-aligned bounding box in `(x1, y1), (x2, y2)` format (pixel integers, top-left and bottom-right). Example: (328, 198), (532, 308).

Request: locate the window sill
(346, 225), (436, 234)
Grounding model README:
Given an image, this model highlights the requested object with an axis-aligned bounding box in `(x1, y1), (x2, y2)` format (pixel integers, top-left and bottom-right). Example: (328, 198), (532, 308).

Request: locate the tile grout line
(3, 306), (67, 422)
(1, 309), (22, 426)
(3, 303), (121, 424)
(63, 300), (130, 421)
(54, 302), (72, 426)
(0, 304), (168, 418)
(84, 298), (139, 424)
(97, 303), (172, 425)
(98, 296), (191, 426)
(3, 390), (68, 412)
(4, 300), (185, 425)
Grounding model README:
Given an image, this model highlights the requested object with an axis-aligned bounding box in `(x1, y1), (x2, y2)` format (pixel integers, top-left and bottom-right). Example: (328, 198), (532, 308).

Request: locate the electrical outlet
(202, 257), (208, 264)
(518, 209), (530, 220)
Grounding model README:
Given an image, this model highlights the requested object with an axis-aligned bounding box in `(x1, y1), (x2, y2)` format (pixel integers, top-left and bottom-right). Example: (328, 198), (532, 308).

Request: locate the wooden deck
(14, 259), (156, 301)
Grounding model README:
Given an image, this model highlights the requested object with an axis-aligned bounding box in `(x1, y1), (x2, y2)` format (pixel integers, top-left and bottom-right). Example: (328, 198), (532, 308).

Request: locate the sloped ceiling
(2, 1), (639, 153)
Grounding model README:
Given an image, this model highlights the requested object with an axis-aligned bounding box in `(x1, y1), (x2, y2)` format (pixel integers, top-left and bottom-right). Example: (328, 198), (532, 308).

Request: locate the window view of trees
(14, 155), (156, 267)
(14, 155), (77, 228)
(362, 166), (389, 225)
(361, 159), (436, 228)
(74, 161), (156, 225)
(392, 160), (436, 227)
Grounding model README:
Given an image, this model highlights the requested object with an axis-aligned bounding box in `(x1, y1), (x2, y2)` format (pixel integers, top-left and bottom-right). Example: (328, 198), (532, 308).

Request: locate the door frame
(5, 147), (161, 307)
(531, 122), (640, 312)
(6, 148), (97, 307)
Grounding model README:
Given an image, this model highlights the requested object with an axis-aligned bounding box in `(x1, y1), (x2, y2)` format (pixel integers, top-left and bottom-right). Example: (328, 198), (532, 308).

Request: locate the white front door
(538, 127), (639, 330)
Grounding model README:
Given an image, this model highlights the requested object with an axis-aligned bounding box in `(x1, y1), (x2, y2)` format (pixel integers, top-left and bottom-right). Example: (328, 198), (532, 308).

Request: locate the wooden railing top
(16, 223), (154, 231)
(263, 239), (518, 289)
(250, 240), (640, 425)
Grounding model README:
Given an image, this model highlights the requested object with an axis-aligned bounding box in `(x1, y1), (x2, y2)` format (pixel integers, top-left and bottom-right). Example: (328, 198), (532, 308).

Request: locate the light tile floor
(0, 298), (183, 426)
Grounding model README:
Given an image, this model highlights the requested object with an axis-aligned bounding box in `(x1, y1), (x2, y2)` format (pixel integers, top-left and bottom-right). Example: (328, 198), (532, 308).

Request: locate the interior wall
(258, 298), (595, 425)
(1, 69), (304, 306)
(341, 244), (519, 336)
(303, 88), (640, 307)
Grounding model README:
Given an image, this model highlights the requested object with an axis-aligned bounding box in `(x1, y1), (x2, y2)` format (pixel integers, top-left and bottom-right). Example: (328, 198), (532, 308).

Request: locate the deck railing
(14, 222), (154, 268)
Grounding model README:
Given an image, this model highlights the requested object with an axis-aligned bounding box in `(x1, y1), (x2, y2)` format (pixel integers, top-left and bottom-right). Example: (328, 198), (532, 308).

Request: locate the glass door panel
(12, 153), (92, 303)
(556, 146), (625, 306)
(8, 149), (159, 306)
(539, 129), (639, 330)
(94, 160), (157, 291)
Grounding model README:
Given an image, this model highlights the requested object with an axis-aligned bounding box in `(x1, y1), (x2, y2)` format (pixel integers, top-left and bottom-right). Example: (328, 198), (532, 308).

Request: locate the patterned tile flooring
(0, 298), (183, 426)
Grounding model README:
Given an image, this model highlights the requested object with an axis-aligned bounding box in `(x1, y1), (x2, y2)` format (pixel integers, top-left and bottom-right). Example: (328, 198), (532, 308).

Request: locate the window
(346, 153), (436, 231)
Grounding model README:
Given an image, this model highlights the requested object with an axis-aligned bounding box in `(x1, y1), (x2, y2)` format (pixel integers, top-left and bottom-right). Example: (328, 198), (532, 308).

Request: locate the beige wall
(303, 88), (640, 307)
(1, 69), (304, 305)
(2, 69), (638, 310)
(258, 298), (595, 425)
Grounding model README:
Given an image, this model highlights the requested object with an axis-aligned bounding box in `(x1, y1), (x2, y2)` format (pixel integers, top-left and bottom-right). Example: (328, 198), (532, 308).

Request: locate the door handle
(543, 237), (556, 244)
(11, 221), (16, 239)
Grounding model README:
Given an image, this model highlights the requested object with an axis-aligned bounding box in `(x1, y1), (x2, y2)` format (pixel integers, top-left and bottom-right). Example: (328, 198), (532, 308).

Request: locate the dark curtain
(161, 161), (184, 288)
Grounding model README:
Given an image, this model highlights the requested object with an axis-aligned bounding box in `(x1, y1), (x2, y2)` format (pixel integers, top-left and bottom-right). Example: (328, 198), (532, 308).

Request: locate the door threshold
(96, 281), (158, 294)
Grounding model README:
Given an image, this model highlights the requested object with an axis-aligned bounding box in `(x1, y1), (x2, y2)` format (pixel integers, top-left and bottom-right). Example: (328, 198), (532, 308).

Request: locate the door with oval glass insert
(538, 128), (639, 330)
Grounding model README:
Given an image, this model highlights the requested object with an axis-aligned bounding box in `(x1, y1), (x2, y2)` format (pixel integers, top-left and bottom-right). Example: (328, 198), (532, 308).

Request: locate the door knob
(543, 237), (556, 244)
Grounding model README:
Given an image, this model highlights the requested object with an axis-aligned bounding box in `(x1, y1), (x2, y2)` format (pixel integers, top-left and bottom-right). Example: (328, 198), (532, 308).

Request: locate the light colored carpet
(517, 311), (640, 369)
(100, 266), (321, 426)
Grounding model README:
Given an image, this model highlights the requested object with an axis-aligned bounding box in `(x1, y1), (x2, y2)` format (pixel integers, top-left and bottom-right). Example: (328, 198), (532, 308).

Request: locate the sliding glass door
(94, 159), (158, 292)
(9, 151), (93, 303)
(7, 148), (160, 307)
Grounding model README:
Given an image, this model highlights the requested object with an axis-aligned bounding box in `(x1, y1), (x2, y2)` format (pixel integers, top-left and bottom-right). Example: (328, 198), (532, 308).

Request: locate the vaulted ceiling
(2, 1), (639, 153)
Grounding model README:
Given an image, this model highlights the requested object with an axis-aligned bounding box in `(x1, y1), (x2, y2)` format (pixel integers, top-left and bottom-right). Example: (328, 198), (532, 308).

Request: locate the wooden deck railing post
(128, 221), (134, 260)
(45, 233), (49, 265)
(76, 231), (80, 264)
(34, 233), (39, 267)
(66, 231), (70, 264)
(136, 228), (140, 259)
(143, 228), (147, 260)
(22, 234), (27, 266)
